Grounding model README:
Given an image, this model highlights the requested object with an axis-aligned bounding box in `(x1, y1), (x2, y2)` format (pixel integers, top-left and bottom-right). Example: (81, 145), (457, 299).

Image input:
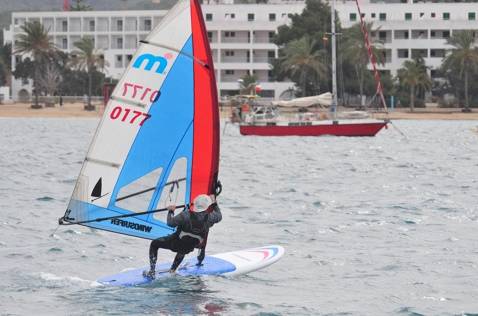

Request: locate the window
(379, 13), (386, 21)
(89, 20), (95, 31)
(443, 30), (450, 38)
(144, 19), (151, 31)
(225, 50), (234, 56)
(431, 12), (436, 18)
(350, 13), (357, 21)
(469, 12), (476, 20)
(443, 12), (450, 20)
(379, 31), (387, 40)
(207, 31), (213, 42)
(371, 13), (376, 18)
(225, 70), (234, 75)
(62, 38), (68, 49)
(405, 13), (412, 20)
(248, 13), (254, 21)
(225, 31), (235, 37)
(231, 13), (235, 19)
(268, 50), (275, 58)
(268, 31), (275, 39)
(430, 30), (435, 37)
(206, 13), (213, 21)
(117, 20), (123, 31)
(269, 13), (276, 21)
(126, 54), (133, 62)
(361, 13), (365, 18)
(117, 37), (123, 48)
(115, 55), (123, 68)
(419, 12), (425, 18)
(117, 167), (163, 213)
(397, 49), (409, 58)
(62, 20), (68, 32)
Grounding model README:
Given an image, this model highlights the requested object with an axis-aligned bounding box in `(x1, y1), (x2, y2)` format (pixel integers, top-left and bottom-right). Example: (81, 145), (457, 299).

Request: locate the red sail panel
(190, 0), (220, 200)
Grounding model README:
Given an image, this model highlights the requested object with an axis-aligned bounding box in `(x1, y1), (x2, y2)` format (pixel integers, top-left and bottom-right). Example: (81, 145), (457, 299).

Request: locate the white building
(3, 1), (304, 101)
(336, 0), (478, 77)
(4, 10), (168, 101)
(202, 2), (304, 98)
(4, 0), (478, 101)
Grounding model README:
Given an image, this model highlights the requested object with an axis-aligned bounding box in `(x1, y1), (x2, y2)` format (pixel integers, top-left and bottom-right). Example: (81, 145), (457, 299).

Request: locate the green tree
(342, 22), (384, 107)
(70, 37), (107, 110)
(14, 21), (55, 108)
(279, 36), (328, 97)
(397, 58), (431, 112)
(70, 0), (92, 11)
(442, 30), (478, 112)
(273, 0), (333, 96)
(238, 73), (258, 95)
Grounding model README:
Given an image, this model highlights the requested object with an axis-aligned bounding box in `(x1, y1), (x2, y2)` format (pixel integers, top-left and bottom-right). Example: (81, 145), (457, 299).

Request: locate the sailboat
(239, 0), (388, 137)
(58, 0), (283, 285)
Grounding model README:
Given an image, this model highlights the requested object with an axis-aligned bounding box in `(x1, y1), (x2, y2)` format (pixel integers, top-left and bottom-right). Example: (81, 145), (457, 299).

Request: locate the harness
(178, 212), (209, 245)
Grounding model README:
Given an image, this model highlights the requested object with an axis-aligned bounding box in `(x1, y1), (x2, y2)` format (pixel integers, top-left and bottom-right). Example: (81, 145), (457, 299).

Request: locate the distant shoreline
(1, 102), (478, 120)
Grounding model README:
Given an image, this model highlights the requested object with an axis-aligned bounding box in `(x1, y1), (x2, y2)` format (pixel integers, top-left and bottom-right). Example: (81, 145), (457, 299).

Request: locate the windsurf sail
(59, 0), (219, 240)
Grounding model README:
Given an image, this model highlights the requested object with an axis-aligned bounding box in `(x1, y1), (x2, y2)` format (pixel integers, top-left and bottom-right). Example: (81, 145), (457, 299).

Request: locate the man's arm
(208, 195), (222, 224)
(166, 205), (187, 227)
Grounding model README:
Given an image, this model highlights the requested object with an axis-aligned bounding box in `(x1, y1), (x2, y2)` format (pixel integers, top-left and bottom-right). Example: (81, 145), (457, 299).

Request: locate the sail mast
(330, 0), (338, 121)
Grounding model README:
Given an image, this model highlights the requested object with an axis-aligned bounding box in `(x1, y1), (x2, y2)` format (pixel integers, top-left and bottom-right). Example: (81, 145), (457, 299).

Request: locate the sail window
(154, 158), (188, 220)
(115, 167), (163, 212)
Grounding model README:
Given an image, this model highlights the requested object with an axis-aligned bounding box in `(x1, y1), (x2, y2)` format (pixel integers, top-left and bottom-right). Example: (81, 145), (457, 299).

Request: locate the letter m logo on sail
(133, 53), (168, 74)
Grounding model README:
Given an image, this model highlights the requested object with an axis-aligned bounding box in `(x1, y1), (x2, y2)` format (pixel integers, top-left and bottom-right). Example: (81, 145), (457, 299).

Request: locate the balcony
(221, 56), (250, 63)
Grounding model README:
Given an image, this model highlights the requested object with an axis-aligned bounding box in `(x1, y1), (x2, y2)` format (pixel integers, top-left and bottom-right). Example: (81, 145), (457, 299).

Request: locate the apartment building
(4, 10), (168, 101)
(335, 0), (478, 77)
(3, 1), (304, 101)
(4, 0), (478, 101)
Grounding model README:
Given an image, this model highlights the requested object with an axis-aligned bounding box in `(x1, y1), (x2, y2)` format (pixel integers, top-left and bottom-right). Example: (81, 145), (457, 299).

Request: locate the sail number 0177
(110, 106), (151, 126)
(122, 82), (160, 103)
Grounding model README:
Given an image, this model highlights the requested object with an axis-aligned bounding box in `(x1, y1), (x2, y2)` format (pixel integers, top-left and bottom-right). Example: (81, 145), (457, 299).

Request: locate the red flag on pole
(63, 0), (70, 11)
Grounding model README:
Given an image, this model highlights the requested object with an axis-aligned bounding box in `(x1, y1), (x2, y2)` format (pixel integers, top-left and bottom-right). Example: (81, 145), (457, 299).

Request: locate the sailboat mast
(330, 0), (338, 120)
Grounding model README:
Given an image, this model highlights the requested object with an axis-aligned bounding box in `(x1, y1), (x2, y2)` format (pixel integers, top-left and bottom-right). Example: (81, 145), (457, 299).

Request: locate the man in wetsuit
(143, 194), (222, 279)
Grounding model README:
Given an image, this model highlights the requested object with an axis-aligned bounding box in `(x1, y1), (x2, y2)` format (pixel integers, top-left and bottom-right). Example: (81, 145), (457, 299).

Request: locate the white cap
(192, 194), (213, 213)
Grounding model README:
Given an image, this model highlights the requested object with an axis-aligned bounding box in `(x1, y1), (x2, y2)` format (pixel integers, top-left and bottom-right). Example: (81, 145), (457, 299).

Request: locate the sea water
(0, 118), (477, 315)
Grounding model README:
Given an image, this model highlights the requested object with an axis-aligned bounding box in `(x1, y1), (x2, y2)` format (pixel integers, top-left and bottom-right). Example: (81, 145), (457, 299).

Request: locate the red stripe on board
(190, 0), (220, 201)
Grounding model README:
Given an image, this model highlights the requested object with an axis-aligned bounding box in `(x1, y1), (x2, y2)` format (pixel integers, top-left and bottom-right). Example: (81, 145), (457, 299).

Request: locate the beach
(1, 102), (478, 120)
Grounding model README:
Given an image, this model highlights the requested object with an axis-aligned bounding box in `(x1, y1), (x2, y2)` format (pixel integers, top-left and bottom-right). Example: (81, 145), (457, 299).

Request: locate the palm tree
(70, 37), (106, 110)
(279, 36), (328, 97)
(70, 0), (92, 11)
(397, 58), (432, 112)
(14, 21), (55, 108)
(342, 22), (385, 107)
(238, 73), (258, 95)
(442, 30), (478, 112)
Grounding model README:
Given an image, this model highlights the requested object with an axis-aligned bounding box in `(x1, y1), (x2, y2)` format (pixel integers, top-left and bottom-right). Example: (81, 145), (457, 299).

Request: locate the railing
(253, 38), (273, 43)
(221, 57), (250, 63)
(253, 56), (274, 63)
(221, 37), (250, 43)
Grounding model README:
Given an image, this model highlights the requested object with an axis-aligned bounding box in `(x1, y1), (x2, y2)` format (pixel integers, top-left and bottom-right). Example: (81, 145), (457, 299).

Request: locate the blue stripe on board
(104, 37), (194, 238)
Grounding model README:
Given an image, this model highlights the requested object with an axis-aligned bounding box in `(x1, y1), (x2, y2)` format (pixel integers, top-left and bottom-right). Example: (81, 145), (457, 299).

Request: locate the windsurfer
(143, 194), (222, 279)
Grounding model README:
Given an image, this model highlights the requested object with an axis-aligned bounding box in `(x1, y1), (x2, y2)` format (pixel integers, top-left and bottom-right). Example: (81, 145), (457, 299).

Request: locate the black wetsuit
(148, 204), (222, 272)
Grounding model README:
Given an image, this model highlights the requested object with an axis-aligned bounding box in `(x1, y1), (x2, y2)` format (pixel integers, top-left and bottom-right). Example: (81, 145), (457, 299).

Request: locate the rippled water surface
(1, 118), (478, 315)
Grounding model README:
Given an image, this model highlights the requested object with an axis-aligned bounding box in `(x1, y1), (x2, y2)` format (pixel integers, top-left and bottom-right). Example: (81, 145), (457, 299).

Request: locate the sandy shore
(0, 103), (103, 118)
(1, 102), (478, 120)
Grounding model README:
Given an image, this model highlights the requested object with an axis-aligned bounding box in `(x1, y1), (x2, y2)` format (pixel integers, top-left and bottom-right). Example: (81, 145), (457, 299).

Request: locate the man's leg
(196, 247), (205, 266)
(144, 235), (174, 279)
(170, 253), (185, 272)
